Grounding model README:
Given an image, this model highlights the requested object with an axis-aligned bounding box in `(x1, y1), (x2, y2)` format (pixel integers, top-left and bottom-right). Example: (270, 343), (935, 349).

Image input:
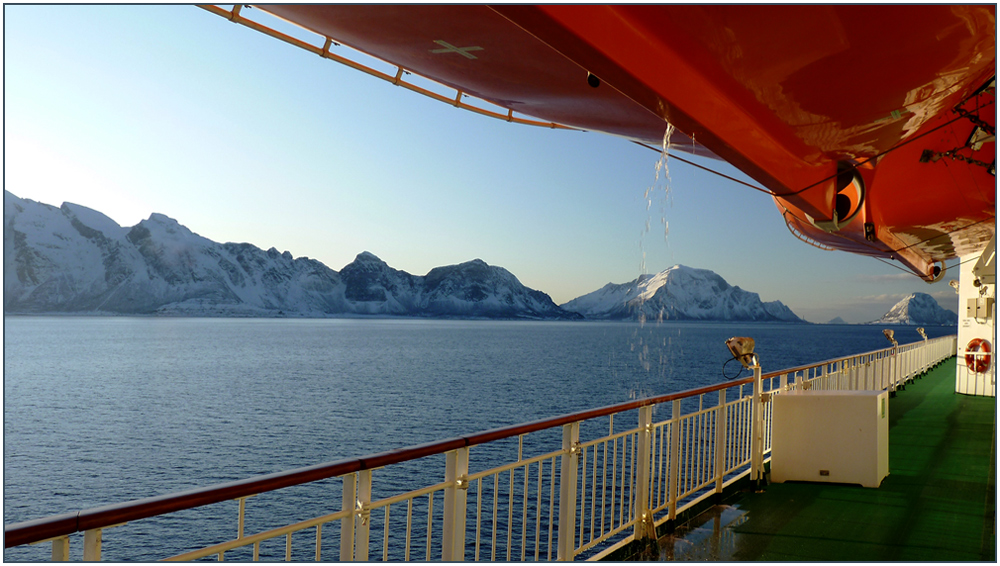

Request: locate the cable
(873, 256), (924, 277)
(775, 86), (992, 197)
(722, 357), (747, 380)
(891, 217), (995, 255)
(944, 253), (991, 273)
(640, 115), (995, 280)
(830, 216), (994, 274)
(856, 238), (988, 280)
(772, 114), (967, 197)
(636, 113), (969, 199)
(631, 141), (772, 194)
(654, 145), (991, 279)
(640, 84), (992, 200)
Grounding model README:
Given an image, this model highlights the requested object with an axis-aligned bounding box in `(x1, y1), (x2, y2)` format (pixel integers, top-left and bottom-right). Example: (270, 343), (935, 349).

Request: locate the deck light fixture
(917, 327), (927, 340)
(726, 336), (758, 369)
(727, 336), (765, 489)
(883, 329), (898, 347)
(949, 279), (960, 293)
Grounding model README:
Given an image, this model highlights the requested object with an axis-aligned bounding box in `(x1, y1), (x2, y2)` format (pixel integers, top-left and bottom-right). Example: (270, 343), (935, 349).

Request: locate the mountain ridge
(7, 191), (806, 322)
(4, 191), (576, 319)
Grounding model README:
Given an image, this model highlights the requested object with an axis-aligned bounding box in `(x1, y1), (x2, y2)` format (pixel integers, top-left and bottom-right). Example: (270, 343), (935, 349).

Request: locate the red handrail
(3, 374), (755, 548)
(4, 336), (950, 549)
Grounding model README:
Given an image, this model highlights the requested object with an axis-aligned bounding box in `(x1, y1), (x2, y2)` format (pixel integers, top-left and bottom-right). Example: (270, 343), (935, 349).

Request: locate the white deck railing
(4, 335), (956, 561)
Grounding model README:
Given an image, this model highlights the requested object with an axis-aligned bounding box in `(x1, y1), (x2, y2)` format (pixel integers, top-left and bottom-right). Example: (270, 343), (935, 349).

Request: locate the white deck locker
(770, 389), (889, 488)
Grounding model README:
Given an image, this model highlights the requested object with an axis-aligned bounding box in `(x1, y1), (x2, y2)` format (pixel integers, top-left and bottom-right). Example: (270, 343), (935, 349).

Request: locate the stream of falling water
(625, 123), (678, 397)
(638, 122), (676, 288)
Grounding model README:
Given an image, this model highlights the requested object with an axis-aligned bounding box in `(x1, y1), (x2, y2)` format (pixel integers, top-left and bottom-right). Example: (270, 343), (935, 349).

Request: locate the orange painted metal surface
(257, 4), (995, 279)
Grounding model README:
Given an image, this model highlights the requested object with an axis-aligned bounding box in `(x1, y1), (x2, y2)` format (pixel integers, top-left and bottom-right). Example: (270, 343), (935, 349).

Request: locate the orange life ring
(965, 338), (992, 373)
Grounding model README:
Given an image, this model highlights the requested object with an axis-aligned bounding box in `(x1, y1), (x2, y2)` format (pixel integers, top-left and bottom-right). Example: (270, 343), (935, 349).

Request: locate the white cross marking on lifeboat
(430, 40), (483, 60)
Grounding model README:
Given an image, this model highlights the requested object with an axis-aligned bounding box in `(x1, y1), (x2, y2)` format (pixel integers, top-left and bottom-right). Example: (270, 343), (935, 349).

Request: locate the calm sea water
(3, 316), (952, 560)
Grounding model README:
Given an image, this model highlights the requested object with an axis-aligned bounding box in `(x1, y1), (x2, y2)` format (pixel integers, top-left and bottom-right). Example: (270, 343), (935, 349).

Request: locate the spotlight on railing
(726, 336), (758, 369)
(883, 329), (898, 347)
(949, 279), (960, 294)
(917, 327), (927, 340)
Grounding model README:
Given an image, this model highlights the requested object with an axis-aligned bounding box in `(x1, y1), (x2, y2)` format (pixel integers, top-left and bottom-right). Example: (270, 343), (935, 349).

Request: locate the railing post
(714, 389), (727, 494)
(667, 399), (681, 521)
(340, 473), (356, 561)
(899, 348), (907, 387)
(237, 496), (253, 540)
(355, 469), (372, 561)
(901, 347), (907, 385)
(634, 405), (656, 541)
(750, 363), (765, 486)
(889, 346), (898, 396)
(51, 536), (70, 561)
(83, 528), (102, 561)
(557, 421), (580, 561)
(442, 447), (470, 561)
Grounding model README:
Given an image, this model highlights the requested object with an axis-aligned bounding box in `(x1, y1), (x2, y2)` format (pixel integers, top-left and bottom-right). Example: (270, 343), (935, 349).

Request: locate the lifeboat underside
(220, 5), (995, 280)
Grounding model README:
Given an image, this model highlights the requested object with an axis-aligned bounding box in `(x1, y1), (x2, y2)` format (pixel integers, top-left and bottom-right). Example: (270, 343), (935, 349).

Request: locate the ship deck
(639, 358), (996, 561)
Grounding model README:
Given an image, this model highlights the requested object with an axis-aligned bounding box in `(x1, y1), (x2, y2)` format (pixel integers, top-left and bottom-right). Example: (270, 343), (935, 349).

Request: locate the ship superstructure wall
(956, 248), (996, 397)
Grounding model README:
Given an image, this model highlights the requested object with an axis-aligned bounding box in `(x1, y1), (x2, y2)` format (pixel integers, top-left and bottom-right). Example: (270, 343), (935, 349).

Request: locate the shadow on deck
(631, 358), (996, 561)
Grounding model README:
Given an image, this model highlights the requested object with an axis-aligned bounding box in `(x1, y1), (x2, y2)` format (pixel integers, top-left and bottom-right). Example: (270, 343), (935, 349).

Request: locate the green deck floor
(653, 358), (996, 561)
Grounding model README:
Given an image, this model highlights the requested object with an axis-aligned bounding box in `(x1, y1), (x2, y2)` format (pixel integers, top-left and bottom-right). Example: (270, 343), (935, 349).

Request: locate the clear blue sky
(3, 5), (960, 323)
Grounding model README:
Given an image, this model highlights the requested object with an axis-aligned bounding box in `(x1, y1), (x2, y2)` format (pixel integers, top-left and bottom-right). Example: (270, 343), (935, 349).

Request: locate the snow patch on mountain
(561, 265), (805, 322)
(866, 293), (957, 326)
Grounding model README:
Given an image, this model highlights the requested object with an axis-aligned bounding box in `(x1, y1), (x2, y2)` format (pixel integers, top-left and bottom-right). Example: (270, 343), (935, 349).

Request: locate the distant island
(820, 295), (957, 326)
(561, 265), (803, 322)
(6, 190), (803, 322)
(865, 293), (958, 326)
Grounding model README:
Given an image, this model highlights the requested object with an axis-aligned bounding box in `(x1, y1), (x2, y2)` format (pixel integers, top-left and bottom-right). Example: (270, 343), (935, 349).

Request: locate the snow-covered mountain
(3, 191), (577, 319)
(867, 293), (957, 326)
(560, 265), (805, 322)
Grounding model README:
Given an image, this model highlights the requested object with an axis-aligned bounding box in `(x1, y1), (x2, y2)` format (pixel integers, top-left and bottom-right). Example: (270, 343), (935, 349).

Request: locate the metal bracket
(356, 499), (370, 525)
(636, 511), (657, 540)
(864, 222), (876, 242)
